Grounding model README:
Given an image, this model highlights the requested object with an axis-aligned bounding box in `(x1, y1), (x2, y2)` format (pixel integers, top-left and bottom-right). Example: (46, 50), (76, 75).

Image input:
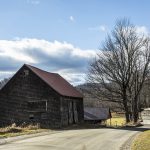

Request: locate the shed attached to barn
(0, 64), (84, 128)
(84, 107), (111, 123)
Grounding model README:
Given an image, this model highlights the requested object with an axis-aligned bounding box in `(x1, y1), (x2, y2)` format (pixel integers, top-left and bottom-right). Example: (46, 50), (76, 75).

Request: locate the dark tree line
(88, 19), (150, 123)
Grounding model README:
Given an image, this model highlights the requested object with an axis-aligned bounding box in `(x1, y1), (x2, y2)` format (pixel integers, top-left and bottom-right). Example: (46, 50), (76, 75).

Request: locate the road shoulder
(0, 130), (59, 145)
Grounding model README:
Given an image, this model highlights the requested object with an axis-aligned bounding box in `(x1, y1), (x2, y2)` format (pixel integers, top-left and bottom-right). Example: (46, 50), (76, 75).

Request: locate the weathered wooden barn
(0, 64), (84, 128)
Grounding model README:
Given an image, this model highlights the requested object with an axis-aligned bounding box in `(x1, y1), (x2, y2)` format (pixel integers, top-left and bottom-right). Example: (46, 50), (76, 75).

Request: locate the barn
(0, 64), (84, 128)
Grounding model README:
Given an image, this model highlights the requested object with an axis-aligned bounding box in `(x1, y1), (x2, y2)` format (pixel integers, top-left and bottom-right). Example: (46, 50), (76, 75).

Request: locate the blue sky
(0, 0), (150, 85)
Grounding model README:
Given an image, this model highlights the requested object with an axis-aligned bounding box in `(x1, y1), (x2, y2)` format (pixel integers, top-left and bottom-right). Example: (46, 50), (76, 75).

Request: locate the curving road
(0, 127), (149, 150)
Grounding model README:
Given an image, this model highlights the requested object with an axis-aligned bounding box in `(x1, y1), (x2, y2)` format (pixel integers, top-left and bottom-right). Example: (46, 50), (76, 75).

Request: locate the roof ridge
(25, 64), (59, 75)
(24, 64), (83, 98)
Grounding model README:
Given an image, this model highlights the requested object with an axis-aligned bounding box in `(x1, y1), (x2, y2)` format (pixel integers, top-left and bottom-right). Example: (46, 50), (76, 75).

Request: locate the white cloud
(88, 25), (107, 32)
(0, 71), (14, 81)
(57, 69), (85, 85)
(69, 16), (75, 22)
(136, 26), (149, 36)
(0, 40), (36, 63)
(0, 38), (97, 85)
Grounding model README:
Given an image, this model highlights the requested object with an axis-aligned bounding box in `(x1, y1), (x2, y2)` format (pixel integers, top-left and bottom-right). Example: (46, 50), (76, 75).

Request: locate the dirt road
(0, 127), (149, 150)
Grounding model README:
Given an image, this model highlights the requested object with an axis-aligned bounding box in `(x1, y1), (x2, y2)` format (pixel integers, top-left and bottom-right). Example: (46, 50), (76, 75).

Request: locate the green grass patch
(131, 130), (150, 150)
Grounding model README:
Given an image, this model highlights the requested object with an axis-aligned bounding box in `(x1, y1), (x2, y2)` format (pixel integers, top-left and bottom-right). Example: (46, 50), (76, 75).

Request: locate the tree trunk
(133, 98), (139, 123)
(123, 90), (130, 123)
(133, 112), (138, 123)
(125, 111), (130, 123)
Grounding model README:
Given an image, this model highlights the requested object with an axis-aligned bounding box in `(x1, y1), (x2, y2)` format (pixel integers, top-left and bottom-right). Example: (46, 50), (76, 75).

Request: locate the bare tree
(127, 39), (150, 122)
(88, 19), (150, 123)
(0, 78), (10, 89)
(140, 79), (150, 108)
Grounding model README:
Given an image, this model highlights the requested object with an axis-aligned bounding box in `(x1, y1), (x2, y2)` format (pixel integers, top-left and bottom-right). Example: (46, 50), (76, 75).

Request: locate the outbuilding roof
(25, 64), (83, 98)
(84, 107), (111, 120)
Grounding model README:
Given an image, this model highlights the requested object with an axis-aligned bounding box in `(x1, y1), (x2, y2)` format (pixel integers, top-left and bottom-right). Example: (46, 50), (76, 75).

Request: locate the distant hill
(76, 83), (123, 112)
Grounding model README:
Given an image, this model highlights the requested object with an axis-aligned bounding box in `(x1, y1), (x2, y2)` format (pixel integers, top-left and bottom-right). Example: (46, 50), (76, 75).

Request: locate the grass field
(106, 113), (126, 127)
(131, 130), (150, 150)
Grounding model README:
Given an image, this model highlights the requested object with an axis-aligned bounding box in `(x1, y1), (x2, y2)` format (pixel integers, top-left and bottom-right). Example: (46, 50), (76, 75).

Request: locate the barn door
(68, 101), (73, 124)
(73, 102), (78, 123)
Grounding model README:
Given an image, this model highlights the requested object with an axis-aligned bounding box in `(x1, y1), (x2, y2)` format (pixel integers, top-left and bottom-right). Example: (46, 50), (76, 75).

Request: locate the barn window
(23, 70), (29, 77)
(27, 100), (47, 112)
(41, 113), (47, 119)
(29, 114), (34, 120)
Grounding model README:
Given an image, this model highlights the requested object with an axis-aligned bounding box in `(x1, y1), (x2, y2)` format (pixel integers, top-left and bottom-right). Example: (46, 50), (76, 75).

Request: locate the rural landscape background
(0, 0), (150, 85)
(0, 0), (150, 150)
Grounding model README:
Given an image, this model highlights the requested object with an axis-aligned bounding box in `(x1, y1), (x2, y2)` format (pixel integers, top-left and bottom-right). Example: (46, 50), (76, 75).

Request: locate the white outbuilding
(141, 108), (150, 124)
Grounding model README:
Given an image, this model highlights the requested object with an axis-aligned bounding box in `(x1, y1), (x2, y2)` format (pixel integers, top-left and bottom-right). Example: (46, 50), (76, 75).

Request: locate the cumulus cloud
(0, 71), (14, 81)
(88, 25), (107, 32)
(57, 68), (86, 85)
(69, 16), (75, 22)
(0, 38), (97, 85)
(136, 26), (149, 36)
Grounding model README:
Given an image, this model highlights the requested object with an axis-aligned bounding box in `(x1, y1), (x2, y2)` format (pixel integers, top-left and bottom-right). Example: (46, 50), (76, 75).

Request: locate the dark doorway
(68, 101), (78, 124)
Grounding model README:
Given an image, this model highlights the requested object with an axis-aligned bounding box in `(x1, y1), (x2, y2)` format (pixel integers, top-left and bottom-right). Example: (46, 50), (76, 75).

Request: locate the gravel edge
(120, 132), (141, 150)
(0, 130), (60, 145)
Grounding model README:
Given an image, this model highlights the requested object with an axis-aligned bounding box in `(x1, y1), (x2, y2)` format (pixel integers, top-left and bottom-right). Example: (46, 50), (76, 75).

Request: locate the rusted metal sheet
(84, 107), (111, 121)
(26, 64), (83, 98)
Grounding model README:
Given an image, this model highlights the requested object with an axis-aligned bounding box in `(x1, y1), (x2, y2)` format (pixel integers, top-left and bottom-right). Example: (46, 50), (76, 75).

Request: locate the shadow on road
(107, 126), (150, 132)
(57, 124), (150, 132)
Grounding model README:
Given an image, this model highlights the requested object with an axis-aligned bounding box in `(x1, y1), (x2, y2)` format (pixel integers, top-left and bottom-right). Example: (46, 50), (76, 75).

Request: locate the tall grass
(0, 123), (45, 138)
(106, 113), (126, 127)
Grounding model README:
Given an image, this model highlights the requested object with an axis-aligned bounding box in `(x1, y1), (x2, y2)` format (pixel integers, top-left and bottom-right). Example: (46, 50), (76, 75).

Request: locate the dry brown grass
(131, 130), (150, 150)
(0, 123), (48, 138)
(106, 112), (126, 127)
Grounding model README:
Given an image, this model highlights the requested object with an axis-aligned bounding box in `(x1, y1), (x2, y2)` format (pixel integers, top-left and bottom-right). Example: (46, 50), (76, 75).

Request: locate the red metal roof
(25, 64), (83, 98)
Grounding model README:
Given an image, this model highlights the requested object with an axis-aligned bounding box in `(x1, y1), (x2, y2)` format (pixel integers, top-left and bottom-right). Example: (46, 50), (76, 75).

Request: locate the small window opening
(23, 70), (29, 76)
(29, 114), (34, 120)
(27, 100), (47, 112)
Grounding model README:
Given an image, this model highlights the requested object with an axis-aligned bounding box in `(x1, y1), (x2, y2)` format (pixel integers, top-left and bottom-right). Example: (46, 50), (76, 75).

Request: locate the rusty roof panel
(25, 64), (83, 98)
(84, 107), (111, 120)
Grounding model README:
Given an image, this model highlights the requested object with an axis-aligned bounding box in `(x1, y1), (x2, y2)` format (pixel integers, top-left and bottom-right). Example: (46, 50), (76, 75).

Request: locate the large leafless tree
(88, 19), (150, 123)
